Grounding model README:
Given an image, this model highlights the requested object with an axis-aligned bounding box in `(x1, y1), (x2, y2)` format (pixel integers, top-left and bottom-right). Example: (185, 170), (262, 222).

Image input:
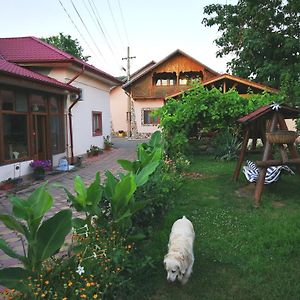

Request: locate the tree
(42, 33), (90, 62)
(202, 0), (300, 103)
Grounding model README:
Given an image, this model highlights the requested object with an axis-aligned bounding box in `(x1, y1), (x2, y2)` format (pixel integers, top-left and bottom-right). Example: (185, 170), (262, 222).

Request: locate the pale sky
(1, 0), (237, 77)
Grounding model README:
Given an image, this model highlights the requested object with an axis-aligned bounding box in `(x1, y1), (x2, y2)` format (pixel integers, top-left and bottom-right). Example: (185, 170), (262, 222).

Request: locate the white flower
(76, 265), (85, 275)
(93, 252), (97, 258)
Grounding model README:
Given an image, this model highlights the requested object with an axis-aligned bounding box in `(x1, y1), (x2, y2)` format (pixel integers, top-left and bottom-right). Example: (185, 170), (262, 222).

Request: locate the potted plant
(104, 135), (113, 150)
(29, 159), (52, 180)
(87, 145), (102, 157)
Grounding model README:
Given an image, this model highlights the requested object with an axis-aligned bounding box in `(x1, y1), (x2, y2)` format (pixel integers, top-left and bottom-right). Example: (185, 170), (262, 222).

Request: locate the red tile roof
(0, 37), (121, 85)
(0, 57), (79, 92)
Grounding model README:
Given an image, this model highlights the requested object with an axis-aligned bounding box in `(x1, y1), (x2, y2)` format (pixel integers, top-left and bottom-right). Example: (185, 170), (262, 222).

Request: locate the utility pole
(122, 46), (136, 137)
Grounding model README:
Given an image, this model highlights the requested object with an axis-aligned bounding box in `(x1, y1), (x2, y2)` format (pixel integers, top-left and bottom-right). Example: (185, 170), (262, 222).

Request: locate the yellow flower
(80, 295), (87, 299)
(68, 281), (73, 287)
(93, 294), (98, 299)
(41, 293), (46, 298)
(62, 297), (68, 300)
(45, 280), (49, 285)
(86, 282), (91, 287)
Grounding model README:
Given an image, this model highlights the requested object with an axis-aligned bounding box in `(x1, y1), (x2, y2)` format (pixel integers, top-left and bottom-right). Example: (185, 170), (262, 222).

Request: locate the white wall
(0, 160), (32, 182)
(49, 68), (113, 157)
(134, 99), (164, 134)
(110, 86), (128, 133)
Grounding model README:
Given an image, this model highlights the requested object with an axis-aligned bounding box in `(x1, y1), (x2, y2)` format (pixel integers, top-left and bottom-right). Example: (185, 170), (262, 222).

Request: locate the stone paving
(0, 138), (140, 272)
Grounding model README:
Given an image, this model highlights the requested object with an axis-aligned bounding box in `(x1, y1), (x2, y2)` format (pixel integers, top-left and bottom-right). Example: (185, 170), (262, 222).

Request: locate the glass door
(32, 115), (47, 160)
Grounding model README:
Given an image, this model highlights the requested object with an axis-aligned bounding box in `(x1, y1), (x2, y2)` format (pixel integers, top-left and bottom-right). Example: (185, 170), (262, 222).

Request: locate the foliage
(59, 172), (103, 229)
(13, 226), (140, 300)
(202, 0), (300, 104)
(103, 136), (113, 149)
(42, 33), (90, 62)
(157, 83), (274, 157)
(212, 128), (242, 160)
(0, 186), (72, 293)
(87, 145), (102, 156)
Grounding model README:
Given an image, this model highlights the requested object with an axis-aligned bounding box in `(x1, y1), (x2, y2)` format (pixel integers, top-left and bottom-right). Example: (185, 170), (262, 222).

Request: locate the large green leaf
(0, 239), (27, 264)
(135, 161), (160, 187)
(117, 159), (134, 171)
(104, 171), (119, 199)
(0, 215), (28, 237)
(149, 131), (162, 147)
(74, 176), (87, 207)
(86, 172), (103, 214)
(111, 174), (136, 218)
(0, 267), (32, 293)
(25, 185), (53, 221)
(36, 209), (72, 261)
(9, 196), (29, 221)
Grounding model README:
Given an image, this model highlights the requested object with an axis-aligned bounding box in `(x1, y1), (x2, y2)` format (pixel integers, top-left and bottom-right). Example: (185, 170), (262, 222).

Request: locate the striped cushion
(243, 160), (295, 185)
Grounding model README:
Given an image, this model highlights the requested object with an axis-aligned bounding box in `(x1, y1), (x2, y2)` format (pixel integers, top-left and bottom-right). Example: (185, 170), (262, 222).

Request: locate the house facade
(122, 50), (219, 138)
(0, 37), (120, 182)
(114, 50), (279, 138)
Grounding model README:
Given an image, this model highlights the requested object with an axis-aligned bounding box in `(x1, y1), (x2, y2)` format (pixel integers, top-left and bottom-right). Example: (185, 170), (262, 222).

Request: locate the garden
(1, 84), (300, 299)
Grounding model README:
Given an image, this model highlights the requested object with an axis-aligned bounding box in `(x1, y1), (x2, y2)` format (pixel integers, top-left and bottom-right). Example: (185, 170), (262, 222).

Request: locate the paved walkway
(0, 138), (142, 271)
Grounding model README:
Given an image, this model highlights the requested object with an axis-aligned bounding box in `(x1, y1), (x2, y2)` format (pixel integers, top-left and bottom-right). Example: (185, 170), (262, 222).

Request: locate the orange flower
(80, 295), (87, 299)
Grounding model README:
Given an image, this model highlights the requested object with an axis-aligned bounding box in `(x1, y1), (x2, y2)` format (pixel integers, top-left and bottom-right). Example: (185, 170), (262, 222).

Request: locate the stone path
(0, 138), (140, 272)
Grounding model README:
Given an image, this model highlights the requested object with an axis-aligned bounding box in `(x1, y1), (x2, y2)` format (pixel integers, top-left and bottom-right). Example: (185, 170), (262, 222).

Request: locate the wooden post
(233, 128), (249, 181)
(277, 114), (300, 175)
(253, 113), (278, 207)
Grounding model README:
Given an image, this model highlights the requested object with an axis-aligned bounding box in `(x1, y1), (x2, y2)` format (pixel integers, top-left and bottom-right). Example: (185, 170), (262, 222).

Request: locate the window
(49, 96), (65, 154)
(179, 71), (203, 85)
(3, 114), (28, 160)
(142, 108), (160, 125)
(92, 111), (102, 136)
(153, 72), (177, 86)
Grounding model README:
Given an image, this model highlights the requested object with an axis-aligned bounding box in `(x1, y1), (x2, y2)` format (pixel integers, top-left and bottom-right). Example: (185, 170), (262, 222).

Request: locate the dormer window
(153, 72), (177, 86)
(179, 71), (203, 85)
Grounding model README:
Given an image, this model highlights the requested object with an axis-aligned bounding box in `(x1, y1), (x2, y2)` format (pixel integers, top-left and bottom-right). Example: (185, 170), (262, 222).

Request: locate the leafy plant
(157, 83), (274, 157)
(0, 185), (72, 292)
(212, 128), (242, 160)
(58, 172), (103, 228)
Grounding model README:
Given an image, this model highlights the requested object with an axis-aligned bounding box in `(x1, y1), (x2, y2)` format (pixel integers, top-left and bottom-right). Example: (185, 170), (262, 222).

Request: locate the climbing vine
(156, 83), (280, 157)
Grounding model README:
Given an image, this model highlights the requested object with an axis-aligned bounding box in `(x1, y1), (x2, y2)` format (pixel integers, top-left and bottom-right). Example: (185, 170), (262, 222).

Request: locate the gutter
(67, 66), (85, 164)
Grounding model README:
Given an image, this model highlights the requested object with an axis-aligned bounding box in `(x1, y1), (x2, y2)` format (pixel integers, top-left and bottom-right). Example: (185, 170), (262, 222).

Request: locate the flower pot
(266, 130), (298, 144)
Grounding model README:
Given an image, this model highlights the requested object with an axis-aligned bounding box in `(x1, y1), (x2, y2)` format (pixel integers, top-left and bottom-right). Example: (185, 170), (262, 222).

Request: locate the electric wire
(117, 0), (129, 46)
(57, 0), (99, 60)
(70, 0), (106, 60)
(106, 0), (126, 50)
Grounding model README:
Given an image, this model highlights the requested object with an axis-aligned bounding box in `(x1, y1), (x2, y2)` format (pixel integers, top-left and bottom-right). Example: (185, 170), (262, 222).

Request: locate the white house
(0, 36), (120, 182)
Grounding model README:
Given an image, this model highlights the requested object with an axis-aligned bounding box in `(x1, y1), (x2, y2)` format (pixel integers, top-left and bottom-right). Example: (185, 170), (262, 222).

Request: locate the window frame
(141, 108), (160, 126)
(92, 111), (103, 136)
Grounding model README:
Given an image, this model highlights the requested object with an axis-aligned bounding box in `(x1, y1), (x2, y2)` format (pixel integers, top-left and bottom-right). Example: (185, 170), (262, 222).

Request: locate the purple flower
(29, 160), (52, 171)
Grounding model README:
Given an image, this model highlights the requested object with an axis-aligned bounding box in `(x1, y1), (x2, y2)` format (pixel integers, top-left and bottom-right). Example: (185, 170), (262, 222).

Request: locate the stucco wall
(110, 86), (127, 133)
(49, 68), (113, 157)
(134, 100), (164, 134)
(0, 161), (32, 182)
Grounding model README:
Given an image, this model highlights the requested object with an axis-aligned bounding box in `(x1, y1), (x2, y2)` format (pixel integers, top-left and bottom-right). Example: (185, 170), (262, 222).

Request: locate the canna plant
(117, 131), (163, 186)
(58, 171), (103, 229)
(0, 185), (72, 292)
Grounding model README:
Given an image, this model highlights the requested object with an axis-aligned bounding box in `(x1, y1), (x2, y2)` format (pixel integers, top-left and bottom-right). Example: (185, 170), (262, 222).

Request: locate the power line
(106, 0), (126, 50)
(57, 0), (99, 60)
(85, 0), (121, 66)
(70, 0), (106, 60)
(117, 0), (130, 46)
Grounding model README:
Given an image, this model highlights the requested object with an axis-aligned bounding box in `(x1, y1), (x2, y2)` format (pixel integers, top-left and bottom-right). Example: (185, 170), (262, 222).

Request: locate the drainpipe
(67, 66), (85, 164)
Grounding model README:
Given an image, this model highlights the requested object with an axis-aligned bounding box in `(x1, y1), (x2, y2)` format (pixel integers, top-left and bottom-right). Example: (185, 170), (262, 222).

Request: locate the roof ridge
(30, 36), (74, 60)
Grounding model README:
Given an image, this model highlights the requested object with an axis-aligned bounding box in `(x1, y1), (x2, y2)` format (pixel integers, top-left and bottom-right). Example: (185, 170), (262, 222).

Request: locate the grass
(130, 154), (300, 300)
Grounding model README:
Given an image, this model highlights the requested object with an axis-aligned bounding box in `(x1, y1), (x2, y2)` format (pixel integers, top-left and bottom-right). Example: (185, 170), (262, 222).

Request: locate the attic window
(153, 72), (177, 86)
(179, 71), (203, 85)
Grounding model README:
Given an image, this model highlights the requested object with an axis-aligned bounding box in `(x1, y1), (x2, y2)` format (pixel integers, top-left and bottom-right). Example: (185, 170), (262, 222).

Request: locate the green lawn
(131, 154), (300, 300)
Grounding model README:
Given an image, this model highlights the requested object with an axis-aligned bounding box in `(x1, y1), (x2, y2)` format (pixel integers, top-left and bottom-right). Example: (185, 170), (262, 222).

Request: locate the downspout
(67, 66), (85, 164)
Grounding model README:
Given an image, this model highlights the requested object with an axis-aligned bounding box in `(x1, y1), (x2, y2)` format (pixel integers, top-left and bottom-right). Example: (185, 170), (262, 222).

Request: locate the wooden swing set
(233, 103), (300, 207)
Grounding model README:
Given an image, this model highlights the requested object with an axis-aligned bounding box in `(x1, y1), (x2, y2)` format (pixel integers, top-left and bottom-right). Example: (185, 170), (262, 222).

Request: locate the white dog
(164, 216), (195, 285)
